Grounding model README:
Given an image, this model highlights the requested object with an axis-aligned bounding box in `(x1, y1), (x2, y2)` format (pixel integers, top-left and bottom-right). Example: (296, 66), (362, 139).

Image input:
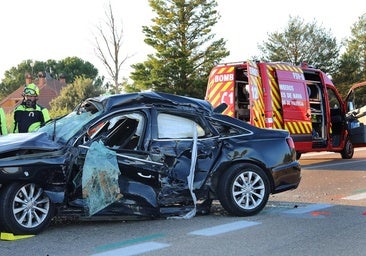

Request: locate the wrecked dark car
(0, 91), (301, 235)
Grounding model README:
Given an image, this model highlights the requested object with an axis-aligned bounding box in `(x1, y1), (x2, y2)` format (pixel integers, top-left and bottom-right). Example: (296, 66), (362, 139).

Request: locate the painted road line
(91, 241), (170, 256)
(93, 233), (164, 253)
(302, 159), (366, 170)
(342, 192), (366, 200)
(302, 151), (337, 157)
(283, 204), (333, 214)
(302, 147), (366, 158)
(188, 220), (260, 236)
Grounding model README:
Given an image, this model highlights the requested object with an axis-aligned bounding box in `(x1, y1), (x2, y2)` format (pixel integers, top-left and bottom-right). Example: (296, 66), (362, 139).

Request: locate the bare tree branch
(93, 2), (132, 93)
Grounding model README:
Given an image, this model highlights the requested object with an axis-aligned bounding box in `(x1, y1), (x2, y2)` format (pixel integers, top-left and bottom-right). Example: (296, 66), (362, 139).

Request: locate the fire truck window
(308, 84), (320, 100)
(327, 88), (341, 110)
(236, 82), (250, 121)
(237, 82), (249, 101)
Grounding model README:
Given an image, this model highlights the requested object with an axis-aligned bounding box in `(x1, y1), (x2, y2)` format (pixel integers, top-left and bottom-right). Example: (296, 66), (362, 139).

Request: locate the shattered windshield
(38, 102), (102, 143)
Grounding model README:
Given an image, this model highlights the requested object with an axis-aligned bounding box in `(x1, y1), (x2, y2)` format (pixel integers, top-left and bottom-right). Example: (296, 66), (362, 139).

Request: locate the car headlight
(1, 167), (21, 174)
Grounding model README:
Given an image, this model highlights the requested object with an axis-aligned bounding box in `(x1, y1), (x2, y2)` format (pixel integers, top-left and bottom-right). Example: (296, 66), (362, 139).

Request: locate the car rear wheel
(0, 183), (54, 235)
(217, 163), (270, 216)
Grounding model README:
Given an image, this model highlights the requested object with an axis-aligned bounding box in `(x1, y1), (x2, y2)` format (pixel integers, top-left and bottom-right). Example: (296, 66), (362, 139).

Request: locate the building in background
(0, 72), (67, 113)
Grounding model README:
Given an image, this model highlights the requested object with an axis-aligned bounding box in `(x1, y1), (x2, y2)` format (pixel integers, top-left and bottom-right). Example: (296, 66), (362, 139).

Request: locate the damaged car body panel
(0, 132), (61, 153)
(0, 91), (301, 235)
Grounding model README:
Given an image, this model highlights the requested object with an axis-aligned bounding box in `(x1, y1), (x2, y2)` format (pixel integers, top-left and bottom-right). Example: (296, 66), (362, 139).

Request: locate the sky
(0, 0), (365, 82)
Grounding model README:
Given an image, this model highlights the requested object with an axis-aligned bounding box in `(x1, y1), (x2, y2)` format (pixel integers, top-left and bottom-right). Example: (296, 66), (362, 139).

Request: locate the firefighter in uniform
(12, 83), (50, 133)
(0, 107), (7, 135)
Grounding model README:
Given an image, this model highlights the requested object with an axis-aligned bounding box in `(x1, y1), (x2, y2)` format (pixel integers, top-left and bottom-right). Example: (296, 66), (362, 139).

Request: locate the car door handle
(137, 172), (152, 179)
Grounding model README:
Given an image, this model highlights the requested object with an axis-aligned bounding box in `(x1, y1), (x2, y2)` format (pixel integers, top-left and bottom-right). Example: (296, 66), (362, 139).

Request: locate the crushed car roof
(90, 91), (214, 113)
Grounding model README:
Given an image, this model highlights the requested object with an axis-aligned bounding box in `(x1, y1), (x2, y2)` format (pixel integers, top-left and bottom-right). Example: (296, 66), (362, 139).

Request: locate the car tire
(0, 183), (54, 235)
(341, 137), (354, 159)
(217, 163), (270, 216)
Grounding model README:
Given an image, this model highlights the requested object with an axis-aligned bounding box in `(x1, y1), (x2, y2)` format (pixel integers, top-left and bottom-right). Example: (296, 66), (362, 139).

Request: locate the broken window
(209, 118), (251, 137)
(39, 108), (101, 143)
(81, 112), (146, 216)
(88, 113), (145, 150)
(82, 141), (122, 216)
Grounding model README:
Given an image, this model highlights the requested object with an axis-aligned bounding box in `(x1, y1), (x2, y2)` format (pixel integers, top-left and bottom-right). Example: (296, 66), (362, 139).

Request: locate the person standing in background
(0, 107), (7, 135)
(12, 83), (50, 133)
(25, 72), (33, 86)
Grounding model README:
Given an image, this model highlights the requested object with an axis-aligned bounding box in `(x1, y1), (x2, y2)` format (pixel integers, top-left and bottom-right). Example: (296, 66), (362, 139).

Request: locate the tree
(332, 13), (366, 95)
(258, 16), (339, 74)
(129, 0), (229, 98)
(0, 57), (98, 100)
(49, 76), (105, 117)
(0, 60), (34, 99)
(94, 2), (130, 94)
(55, 57), (99, 83)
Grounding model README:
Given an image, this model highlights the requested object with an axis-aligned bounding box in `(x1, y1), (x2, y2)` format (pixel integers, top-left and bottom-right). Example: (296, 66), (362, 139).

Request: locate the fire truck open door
(247, 61), (265, 128)
(273, 64), (313, 149)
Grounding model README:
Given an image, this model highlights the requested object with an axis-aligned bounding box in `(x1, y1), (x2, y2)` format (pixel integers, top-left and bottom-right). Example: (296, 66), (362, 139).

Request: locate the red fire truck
(205, 61), (365, 159)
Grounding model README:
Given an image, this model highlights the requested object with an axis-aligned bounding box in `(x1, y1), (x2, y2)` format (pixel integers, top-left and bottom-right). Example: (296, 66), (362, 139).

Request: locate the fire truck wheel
(341, 138), (354, 159)
(217, 163), (270, 216)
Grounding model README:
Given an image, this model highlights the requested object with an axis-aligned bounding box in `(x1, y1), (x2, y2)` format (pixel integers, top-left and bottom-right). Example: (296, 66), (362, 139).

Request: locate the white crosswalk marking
(342, 192), (366, 200)
(188, 220), (260, 236)
(92, 242), (170, 256)
(282, 204), (333, 214)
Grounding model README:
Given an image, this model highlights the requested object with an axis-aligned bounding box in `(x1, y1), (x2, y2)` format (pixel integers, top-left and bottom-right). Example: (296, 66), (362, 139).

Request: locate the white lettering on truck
(214, 74), (234, 82)
(249, 66), (259, 77)
(292, 93), (303, 99)
(221, 91), (234, 104)
(280, 83), (305, 106)
(292, 72), (305, 80)
(251, 84), (259, 100)
(280, 84), (294, 91)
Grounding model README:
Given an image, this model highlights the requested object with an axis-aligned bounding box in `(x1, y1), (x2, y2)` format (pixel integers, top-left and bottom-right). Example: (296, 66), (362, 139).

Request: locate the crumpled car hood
(0, 132), (62, 154)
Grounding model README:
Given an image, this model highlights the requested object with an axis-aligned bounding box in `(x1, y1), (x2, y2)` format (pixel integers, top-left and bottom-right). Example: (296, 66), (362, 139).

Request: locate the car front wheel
(341, 137), (354, 159)
(217, 163), (270, 216)
(0, 183), (54, 235)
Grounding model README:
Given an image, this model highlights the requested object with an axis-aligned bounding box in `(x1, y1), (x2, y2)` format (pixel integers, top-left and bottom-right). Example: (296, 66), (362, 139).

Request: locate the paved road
(270, 147), (366, 207)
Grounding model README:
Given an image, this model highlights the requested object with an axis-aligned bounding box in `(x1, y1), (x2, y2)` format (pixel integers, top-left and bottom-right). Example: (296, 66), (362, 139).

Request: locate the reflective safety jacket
(13, 104), (50, 133)
(0, 107), (7, 135)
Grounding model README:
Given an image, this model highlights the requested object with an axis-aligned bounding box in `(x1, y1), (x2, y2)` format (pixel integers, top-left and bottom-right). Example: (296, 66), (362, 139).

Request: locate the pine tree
(333, 13), (366, 95)
(129, 0), (229, 98)
(258, 16), (339, 74)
